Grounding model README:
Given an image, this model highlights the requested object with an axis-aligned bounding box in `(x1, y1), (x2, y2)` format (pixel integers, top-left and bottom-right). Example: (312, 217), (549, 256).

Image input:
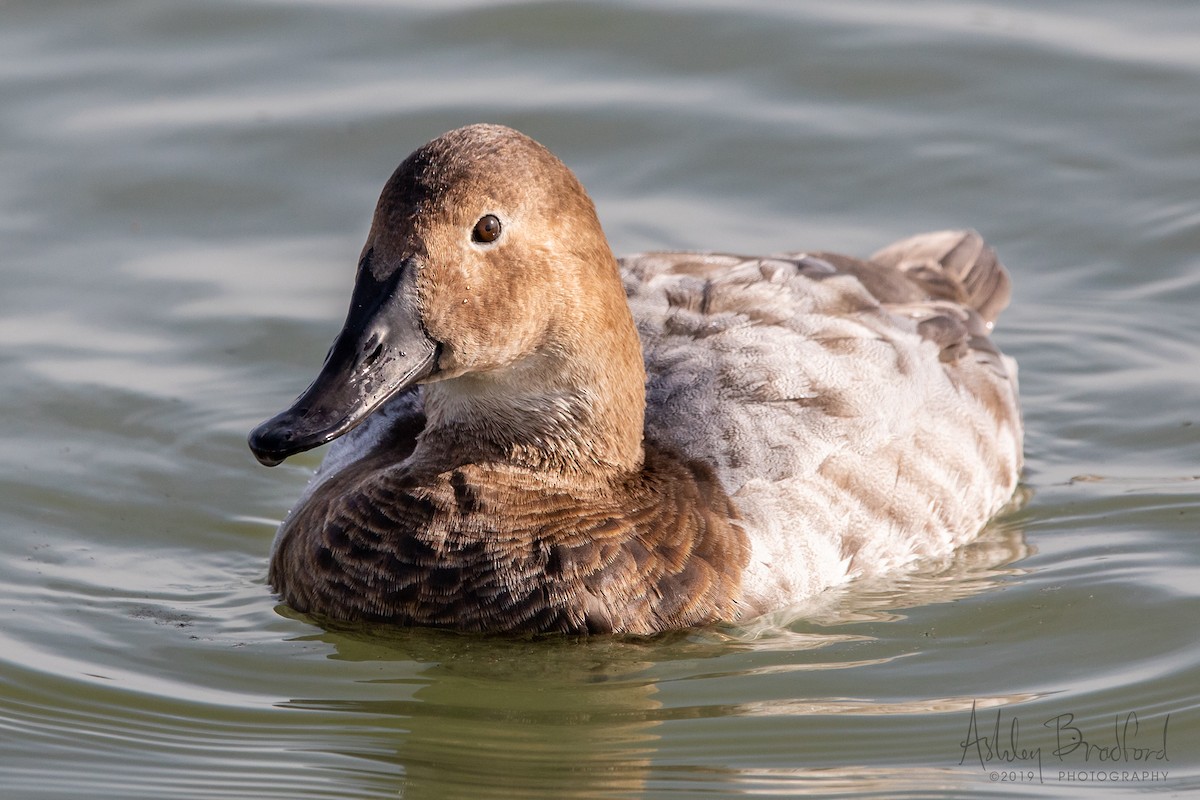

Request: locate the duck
(248, 123), (1023, 635)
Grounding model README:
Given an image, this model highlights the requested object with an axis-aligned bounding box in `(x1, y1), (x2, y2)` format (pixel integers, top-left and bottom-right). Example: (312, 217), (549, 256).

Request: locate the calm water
(2, 1), (1198, 798)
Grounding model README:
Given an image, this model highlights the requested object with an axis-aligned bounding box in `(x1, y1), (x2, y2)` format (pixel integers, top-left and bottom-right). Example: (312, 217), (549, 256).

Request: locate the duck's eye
(472, 214), (502, 244)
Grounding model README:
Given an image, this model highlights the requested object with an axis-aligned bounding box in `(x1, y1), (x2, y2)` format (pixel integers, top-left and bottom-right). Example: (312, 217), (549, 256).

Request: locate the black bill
(248, 256), (437, 466)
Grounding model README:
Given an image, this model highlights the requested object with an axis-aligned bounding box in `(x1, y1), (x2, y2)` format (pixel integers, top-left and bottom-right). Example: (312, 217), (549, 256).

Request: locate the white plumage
(624, 239), (1022, 611)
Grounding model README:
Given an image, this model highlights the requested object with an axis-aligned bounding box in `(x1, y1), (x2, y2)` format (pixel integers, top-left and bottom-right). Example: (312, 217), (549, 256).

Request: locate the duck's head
(249, 124), (645, 470)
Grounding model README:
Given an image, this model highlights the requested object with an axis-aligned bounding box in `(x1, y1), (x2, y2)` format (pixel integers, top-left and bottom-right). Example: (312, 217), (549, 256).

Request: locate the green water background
(2, 1), (1198, 797)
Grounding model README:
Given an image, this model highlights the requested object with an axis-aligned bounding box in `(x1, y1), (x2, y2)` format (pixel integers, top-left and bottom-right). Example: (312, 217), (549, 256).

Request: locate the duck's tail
(870, 230), (1011, 327)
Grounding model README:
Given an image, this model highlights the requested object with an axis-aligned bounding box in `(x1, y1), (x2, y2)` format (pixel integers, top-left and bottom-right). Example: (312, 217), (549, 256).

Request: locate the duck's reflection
(280, 628), (665, 799)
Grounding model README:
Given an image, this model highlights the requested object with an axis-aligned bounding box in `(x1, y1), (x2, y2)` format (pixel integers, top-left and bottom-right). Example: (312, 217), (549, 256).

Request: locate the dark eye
(472, 214), (501, 244)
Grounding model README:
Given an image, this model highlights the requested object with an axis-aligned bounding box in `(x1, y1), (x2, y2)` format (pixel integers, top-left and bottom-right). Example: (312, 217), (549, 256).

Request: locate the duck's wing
(623, 229), (1008, 326)
(620, 230), (1022, 606)
(620, 231), (1016, 465)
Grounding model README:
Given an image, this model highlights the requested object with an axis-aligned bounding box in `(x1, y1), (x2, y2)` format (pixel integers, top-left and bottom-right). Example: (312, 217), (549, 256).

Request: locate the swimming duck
(249, 123), (1022, 635)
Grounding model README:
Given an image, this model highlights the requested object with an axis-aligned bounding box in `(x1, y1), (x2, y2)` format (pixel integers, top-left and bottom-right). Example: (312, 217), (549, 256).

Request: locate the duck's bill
(248, 261), (438, 467)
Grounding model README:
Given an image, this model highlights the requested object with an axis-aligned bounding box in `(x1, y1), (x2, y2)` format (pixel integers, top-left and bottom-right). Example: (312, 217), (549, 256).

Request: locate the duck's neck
(415, 301), (648, 477)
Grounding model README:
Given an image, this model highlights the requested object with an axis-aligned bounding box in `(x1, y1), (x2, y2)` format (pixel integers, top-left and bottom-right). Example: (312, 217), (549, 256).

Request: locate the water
(3, 1), (1198, 797)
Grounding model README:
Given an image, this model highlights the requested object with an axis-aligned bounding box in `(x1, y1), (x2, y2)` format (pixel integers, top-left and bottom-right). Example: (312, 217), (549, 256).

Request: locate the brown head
(249, 124), (647, 474)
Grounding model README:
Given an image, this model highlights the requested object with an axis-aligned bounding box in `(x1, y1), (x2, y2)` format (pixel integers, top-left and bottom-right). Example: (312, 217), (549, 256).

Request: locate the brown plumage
(270, 439), (748, 634)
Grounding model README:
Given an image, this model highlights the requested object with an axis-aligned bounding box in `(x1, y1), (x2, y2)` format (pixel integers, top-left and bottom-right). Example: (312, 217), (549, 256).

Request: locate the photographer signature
(958, 701), (1169, 783)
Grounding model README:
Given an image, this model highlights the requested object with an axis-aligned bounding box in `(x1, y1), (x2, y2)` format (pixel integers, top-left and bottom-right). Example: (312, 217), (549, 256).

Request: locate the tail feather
(870, 230), (1011, 327)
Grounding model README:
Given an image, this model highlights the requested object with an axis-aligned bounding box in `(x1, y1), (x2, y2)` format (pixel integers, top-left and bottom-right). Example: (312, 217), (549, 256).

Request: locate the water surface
(2, 1), (1198, 797)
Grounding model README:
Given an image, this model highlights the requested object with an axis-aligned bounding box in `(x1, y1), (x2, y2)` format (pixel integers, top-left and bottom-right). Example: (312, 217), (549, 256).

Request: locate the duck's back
(621, 230), (1022, 613)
